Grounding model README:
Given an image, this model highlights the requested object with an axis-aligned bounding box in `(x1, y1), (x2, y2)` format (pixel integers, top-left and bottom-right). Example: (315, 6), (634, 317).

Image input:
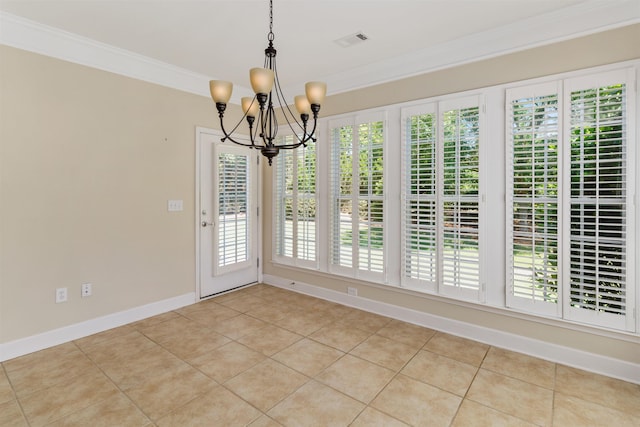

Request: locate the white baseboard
(263, 274), (640, 384)
(0, 292), (196, 362)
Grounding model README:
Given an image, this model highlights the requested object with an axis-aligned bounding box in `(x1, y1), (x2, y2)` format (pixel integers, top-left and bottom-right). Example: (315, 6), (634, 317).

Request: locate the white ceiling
(1, 0), (639, 101)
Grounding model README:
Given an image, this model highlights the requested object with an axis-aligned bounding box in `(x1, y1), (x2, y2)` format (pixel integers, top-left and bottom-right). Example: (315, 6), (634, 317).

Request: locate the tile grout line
(71, 339), (156, 426)
(1, 362), (31, 427)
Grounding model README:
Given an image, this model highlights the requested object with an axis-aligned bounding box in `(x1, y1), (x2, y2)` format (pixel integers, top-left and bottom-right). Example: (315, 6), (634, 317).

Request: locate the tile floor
(1, 284), (639, 426)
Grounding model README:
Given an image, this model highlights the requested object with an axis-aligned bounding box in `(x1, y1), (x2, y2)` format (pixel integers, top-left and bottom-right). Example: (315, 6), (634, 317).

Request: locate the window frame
(505, 68), (636, 332)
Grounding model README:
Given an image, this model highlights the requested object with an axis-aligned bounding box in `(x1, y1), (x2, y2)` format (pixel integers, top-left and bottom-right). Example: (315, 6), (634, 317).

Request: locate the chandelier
(209, 0), (327, 165)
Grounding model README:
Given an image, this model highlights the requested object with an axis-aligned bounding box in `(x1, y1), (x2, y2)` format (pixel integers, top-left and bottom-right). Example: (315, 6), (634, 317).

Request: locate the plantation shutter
(401, 96), (483, 301)
(401, 105), (438, 291)
(330, 114), (385, 281)
(330, 120), (355, 271)
(439, 98), (482, 300)
(216, 151), (249, 271)
(506, 69), (635, 331)
(273, 134), (317, 267)
(274, 136), (295, 259)
(358, 121), (385, 274)
(506, 82), (562, 316)
(296, 140), (317, 263)
(563, 70), (634, 331)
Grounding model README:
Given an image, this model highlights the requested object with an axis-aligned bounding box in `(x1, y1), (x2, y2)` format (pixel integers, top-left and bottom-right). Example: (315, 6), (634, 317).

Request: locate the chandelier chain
(268, 0), (274, 41)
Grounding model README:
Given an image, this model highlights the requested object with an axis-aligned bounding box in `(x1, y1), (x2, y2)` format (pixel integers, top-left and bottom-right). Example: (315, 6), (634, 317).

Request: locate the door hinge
(257, 258), (260, 268)
(257, 206), (260, 216)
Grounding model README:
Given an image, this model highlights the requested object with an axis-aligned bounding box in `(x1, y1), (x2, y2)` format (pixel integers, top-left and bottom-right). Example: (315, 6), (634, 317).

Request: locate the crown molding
(308, 0), (640, 95)
(2, 1), (639, 101)
(0, 11), (253, 103)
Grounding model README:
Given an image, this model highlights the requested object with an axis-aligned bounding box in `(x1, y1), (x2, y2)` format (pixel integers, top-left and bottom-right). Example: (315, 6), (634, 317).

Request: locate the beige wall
(0, 45), (232, 342)
(263, 24), (640, 365)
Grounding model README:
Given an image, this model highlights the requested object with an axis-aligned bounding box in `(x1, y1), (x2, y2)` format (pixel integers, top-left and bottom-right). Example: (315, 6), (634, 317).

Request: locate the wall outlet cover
(56, 287), (68, 303)
(81, 283), (92, 297)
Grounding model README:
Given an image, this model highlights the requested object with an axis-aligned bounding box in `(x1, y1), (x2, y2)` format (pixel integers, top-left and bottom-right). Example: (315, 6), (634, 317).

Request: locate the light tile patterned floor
(1, 284), (639, 426)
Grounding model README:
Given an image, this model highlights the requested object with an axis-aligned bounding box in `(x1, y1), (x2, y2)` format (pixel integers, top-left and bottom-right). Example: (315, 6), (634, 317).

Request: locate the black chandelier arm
(269, 56), (316, 142)
(218, 110), (258, 148)
(289, 111), (319, 147)
(257, 97), (278, 146)
(274, 117), (318, 150)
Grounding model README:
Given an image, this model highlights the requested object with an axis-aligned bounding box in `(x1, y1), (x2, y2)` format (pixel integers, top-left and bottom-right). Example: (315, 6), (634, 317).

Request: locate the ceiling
(1, 0), (639, 102)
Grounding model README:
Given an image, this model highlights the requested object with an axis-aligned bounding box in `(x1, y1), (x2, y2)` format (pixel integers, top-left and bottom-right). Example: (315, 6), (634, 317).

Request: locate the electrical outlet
(347, 287), (358, 296)
(56, 287), (68, 303)
(81, 283), (92, 297)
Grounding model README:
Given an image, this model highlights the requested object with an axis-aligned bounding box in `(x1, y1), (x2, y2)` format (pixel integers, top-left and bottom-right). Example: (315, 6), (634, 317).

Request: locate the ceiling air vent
(334, 32), (369, 48)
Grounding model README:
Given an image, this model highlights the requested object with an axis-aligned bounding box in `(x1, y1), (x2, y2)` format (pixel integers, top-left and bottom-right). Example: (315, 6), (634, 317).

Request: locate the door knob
(202, 221), (214, 227)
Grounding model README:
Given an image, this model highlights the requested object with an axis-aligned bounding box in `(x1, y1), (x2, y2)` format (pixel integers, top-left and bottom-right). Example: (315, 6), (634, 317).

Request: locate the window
(216, 151), (249, 272)
(401, 96), (483, 301)
(273, 134), (317, 267)
(506, 69), (635, 331)
(269, 61), (638, 335)
(329, 114), (385, 281)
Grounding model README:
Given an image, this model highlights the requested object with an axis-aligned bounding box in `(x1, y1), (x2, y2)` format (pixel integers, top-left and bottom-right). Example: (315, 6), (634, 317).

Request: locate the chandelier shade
(209, 80), (232, 104)
(208, 0), (326, 165)
(241, 97), (260, 117)
(305, 82), (327, 106)
(249, 68), (275, 95)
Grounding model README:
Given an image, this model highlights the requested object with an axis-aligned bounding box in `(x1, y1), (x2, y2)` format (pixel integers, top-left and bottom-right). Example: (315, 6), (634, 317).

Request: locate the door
(197, 128), (259, 298)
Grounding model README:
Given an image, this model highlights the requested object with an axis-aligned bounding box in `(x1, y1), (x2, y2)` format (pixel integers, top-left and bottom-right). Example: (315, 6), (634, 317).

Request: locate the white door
(197, 128), (259, 298)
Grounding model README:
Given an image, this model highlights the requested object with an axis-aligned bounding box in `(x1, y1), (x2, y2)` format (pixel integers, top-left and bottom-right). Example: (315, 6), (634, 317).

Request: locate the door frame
(195, 126), (262, 300)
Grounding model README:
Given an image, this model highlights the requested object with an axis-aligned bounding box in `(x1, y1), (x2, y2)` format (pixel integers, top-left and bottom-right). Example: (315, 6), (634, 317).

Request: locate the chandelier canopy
(209, 0), (327, 165)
